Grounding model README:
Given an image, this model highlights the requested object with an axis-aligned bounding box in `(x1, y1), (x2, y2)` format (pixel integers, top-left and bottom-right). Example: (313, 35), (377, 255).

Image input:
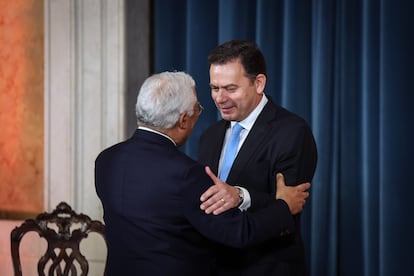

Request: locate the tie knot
(232, 123), (243, 135)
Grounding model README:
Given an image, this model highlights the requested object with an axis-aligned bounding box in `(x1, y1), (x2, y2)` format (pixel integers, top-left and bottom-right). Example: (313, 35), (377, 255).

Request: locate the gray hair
(135, 71), (197, 129)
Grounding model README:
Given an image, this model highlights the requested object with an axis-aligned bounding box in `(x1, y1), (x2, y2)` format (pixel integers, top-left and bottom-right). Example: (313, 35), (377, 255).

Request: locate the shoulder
(257, 102), (316, 147)
(96, 140), (127, 159)
(264, 100), (312, 130)
(95, 135), (141, 167)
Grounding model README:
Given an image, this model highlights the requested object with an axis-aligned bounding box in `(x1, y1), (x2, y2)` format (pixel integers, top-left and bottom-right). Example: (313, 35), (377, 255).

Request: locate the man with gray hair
(95, 71), (310, 275)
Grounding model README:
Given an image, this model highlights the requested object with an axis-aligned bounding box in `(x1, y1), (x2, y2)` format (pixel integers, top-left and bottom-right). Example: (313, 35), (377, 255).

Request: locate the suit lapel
(206, 121), (229, 174)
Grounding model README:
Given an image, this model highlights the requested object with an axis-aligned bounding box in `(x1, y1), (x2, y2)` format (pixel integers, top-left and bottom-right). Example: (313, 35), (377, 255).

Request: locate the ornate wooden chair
(10, 201), (106, 276)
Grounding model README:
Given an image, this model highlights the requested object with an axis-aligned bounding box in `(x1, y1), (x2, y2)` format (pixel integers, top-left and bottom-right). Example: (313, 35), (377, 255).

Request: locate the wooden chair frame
(10, 202), (106, 276)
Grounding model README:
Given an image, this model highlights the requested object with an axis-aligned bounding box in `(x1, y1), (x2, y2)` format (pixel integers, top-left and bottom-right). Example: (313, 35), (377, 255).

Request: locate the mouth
(219, 105), (234, 113)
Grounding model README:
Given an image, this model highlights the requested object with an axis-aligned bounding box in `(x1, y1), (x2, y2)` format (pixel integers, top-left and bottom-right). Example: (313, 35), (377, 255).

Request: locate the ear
(177, 112), (189, 129)
(255, 74), (266, 94)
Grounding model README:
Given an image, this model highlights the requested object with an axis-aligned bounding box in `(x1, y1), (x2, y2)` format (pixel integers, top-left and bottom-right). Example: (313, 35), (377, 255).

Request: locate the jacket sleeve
(180, 163), (295, 249)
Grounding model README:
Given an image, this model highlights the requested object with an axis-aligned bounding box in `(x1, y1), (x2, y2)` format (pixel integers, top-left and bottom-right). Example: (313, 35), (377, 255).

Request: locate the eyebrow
(209, 83), (238, 89)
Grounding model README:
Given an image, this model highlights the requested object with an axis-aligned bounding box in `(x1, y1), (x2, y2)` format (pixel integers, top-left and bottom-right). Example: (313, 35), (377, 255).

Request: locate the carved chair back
(10, 202), (106, 276)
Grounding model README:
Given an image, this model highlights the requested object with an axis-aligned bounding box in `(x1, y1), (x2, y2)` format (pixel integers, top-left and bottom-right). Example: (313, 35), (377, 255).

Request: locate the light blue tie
(219, 123), (244, 181)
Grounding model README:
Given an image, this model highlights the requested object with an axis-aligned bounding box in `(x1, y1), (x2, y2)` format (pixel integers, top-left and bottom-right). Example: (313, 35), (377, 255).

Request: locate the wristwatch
(237, 188), (244, 206)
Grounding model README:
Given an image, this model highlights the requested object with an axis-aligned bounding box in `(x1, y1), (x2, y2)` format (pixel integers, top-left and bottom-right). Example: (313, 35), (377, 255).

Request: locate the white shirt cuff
(236, 186), (251, 211)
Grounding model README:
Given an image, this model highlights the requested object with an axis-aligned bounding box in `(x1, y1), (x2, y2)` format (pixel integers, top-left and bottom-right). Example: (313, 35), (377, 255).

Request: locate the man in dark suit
(198, 40), (318, 275)
(95, 71), (311, 275)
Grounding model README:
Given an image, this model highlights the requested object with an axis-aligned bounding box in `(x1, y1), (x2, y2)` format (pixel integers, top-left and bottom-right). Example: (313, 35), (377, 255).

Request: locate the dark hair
(207, 40), (267, 83)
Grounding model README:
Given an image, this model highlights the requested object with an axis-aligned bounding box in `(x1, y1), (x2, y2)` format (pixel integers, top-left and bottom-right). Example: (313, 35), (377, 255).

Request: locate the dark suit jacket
(95, 129), (296, 276)
(198, 97), (318, 276)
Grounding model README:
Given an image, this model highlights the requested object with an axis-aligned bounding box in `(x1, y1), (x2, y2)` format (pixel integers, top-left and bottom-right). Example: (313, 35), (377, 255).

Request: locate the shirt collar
(231, 94), (268, 130)
(137, 126), (177, 146)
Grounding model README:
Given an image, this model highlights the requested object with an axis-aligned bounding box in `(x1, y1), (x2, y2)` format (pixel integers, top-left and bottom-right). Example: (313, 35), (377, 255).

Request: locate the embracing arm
(200, 166), (310, 215)
(186, 164), (296, 248)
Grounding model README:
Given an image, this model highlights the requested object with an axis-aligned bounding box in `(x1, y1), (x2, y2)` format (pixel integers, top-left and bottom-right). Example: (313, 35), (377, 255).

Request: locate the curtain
(153, 0), (414, 275)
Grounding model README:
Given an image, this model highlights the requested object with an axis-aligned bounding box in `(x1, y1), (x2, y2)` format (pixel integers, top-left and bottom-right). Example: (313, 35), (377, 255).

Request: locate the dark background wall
(125, 0), (152, 136)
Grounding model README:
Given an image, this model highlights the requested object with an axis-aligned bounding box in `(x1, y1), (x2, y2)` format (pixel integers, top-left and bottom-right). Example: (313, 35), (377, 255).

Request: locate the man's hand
(200, 166), (240, 215)
(276, 173), (311, 215)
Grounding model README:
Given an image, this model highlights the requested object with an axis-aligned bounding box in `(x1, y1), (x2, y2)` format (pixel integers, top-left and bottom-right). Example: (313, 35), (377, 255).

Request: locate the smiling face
(209, 59), (266, 122)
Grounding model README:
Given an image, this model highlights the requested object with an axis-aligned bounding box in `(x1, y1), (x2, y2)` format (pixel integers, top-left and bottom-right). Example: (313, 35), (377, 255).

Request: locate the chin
(222, 115), (238, 122)
(220, 111), (232, 120)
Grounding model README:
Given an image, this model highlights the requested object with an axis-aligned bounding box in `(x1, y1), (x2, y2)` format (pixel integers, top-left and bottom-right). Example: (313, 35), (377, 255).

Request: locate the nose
(215, 89), (226, 103)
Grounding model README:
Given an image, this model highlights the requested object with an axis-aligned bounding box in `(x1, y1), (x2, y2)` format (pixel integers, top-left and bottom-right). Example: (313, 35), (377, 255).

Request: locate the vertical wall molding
(44, 0), (125, 219)
(44, 1), (125, 273)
